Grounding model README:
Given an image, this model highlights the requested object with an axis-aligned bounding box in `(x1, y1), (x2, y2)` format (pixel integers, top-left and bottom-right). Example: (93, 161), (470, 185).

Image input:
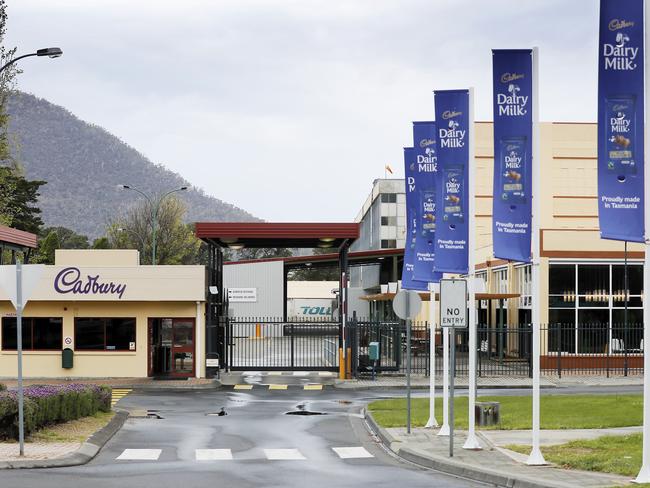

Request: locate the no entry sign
(440, 279), (467, 328)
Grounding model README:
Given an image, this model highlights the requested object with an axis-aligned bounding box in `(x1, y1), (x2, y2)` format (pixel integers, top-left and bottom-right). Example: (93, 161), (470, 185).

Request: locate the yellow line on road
(303, 384), (323, 391)
(234, 384), (254, 390)
(268, 384), (288, 390)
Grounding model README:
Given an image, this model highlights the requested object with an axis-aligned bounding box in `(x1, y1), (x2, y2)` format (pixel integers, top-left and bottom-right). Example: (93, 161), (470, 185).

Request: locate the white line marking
(264, 448), (306, 460)
(267, 371), (283, 376)
(318, 372), (334, 377)
(116, 449), (162, 460)
(195, 449), (233, 461)
(292, 372), (309, 377)
(332, 447), (374, 459)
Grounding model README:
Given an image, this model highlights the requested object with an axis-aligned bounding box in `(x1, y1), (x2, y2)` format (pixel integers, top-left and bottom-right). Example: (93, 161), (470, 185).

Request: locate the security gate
(225, 317), (340, 371)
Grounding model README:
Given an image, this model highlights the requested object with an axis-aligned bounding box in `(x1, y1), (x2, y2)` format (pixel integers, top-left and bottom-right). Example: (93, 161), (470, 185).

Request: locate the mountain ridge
(5, 91), (258, 238)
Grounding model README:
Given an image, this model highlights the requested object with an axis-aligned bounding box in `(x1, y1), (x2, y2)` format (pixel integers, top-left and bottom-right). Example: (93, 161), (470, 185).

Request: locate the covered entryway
(195, 222), (359, 376)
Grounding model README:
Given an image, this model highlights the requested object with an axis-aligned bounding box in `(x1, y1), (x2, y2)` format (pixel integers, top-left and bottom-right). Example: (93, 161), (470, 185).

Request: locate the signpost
(440, 278), (467, 457)
(0, 262), (45, 457)
(393, 289), (423, 434)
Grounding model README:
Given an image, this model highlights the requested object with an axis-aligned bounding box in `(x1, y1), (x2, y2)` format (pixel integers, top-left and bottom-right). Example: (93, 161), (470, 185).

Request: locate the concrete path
(482, 425), (643, 447)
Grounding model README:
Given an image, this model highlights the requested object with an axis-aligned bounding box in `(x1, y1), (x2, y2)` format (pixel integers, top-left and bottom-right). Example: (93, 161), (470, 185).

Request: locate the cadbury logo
(442, 110), (462, 120)
(419, 138), (435, 148)
(609, 19), (634, 31)
(501, 72), (524, 83)
(54, 267), (127, 299)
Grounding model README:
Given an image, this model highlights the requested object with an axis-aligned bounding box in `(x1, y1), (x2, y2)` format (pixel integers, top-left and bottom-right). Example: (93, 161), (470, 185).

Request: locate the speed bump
(233, 384), (253, 390)
(268, 384), (288, 390)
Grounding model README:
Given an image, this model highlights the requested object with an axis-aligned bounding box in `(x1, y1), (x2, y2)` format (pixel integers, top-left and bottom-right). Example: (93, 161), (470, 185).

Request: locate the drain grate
(285, 410), (327, 416)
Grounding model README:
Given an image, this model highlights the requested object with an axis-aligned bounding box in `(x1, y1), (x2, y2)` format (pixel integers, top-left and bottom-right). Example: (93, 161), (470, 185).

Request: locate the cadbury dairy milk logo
(439, 119), (465, 148)
(54, 267), (127, 299)
(603, 29), (638, 70)
(497, 82), (528, 116)
(442, 110), (462, 120)
(609, 19), (634, 31)
(417, 145), (437, 172)
(419, 138), (435, 148)
(446, 179), (460, 194)
(407, 175), (416, 192)
(501, 72), (524, 84)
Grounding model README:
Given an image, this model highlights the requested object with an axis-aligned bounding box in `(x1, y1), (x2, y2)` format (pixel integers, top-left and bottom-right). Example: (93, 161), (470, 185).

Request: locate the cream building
(0, 250), (206, 379)
(474, 122), (642, 368)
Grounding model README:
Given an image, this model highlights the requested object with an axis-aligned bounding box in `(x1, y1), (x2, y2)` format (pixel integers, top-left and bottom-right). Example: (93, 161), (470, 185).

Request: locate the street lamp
(120, 185), (188, 265)
(0, 47), (63, 74)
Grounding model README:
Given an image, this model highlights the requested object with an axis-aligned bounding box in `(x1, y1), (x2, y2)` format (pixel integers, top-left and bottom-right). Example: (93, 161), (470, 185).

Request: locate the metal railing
(348, 320), (644, 377)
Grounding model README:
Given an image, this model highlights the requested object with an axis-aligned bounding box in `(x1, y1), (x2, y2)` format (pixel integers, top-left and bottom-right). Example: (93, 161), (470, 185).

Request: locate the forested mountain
(5, 91), (257, 238)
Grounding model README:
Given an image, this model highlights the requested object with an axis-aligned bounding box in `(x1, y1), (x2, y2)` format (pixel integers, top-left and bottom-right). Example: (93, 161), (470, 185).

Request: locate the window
(2, 317), (62, 351)
(380, 239), (397, 249)
(381, 216), (397, 226)
(516, 265), (532, 309)
(380, 193), (397, 203)
(75, 318), (136, 351)
(548, 263), (644, 354)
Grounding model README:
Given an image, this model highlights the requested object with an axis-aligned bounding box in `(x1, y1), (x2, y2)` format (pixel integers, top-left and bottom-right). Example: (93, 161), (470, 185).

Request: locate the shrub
(0, 384), (112, 440)
(0, 383), (5, 391)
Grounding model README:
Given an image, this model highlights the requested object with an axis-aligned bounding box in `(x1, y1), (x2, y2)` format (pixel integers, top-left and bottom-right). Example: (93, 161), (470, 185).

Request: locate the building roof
(195, 222), (359, 249)
(0, 224), (38, 249)
(360, 292), (520, 302)
(224, 247), (403, 268)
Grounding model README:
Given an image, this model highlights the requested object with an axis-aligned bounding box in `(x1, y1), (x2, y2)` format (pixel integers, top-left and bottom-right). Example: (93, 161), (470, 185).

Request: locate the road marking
(304, 384), (323, 391)
(267, 372), (283, 376)
(111, 389), (132, 406)
(116, 449), (162, 461)
(318, 372), (335, 377)
(292, 372), (309, 377)
(264, 449), (306, 460)
(268, 384), (288, 390)
(332, 447), (374, 459)
(195, 449), (233, 461)
(233, 384), (253, 390)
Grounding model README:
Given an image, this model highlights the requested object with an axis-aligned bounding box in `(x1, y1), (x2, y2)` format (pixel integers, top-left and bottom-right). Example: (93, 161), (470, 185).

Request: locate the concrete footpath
(365, 411), (634, 488)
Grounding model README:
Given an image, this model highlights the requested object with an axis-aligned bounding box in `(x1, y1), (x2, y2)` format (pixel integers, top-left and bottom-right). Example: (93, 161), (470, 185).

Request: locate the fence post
(528, 324), (532, 379)
(290, 322), (295, 370)
(606, 325), (610, 379)
(556, 324), (562, 379)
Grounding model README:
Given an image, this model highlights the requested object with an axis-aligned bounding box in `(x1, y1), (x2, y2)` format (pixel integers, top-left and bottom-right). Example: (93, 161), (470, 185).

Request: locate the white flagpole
(438, 326), (450, 436)
(526, 46), (547, 466)
(426, 282), (439, 428)
(463, 87), (481, 450)
(636, 0), (650, 482)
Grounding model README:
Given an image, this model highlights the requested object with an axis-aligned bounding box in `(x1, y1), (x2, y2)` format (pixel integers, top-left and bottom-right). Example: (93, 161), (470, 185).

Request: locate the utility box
(62, 348), (73, 369)
(369, 342), (380, 361)
(475, 401), (500, 426)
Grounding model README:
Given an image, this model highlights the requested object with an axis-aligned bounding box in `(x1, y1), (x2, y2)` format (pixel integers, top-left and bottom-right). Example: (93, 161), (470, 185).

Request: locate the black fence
(348, 320), (644, 377)
(226, 317), (340, 371)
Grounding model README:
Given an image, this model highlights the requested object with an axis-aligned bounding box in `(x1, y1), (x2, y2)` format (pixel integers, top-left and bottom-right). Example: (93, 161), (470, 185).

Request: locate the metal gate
(225, 317), (340, 371)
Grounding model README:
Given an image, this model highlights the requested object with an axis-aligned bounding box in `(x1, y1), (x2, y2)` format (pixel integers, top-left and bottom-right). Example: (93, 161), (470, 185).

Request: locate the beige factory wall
(0, 300), (204, 379)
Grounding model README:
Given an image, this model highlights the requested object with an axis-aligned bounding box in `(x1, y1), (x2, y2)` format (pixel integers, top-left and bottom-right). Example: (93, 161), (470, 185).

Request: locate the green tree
(33, 230), (59, 264)
(92, 237), (110, 249)
(40, 226), (89, 249)
(107, 195), (202, 265)
(231, 247), (293, 261)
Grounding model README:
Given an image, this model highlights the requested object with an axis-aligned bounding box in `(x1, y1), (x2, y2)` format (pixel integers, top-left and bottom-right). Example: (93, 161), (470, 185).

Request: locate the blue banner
(412, 121), (442, 284)
(402, 147), (429, 291)
(433, 90), (470, 275)
(492, 49), (533, 263)
(597, 0), (644, 243)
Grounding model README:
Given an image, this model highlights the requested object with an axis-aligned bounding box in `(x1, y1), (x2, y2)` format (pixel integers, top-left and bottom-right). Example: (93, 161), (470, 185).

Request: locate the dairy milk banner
(433, 89), (470, 274)
(412, 121), (442, 284)
(492, 50), (533, 262)
(402, 147), (429, 291)
(597, 0), (644, 242)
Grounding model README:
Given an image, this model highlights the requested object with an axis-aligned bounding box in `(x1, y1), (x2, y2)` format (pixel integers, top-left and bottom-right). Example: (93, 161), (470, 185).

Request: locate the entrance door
(148, 318), (195, 378)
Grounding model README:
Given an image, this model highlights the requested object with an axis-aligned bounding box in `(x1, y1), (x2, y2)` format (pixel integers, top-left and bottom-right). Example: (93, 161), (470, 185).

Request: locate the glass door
(171, 319), (195, 377)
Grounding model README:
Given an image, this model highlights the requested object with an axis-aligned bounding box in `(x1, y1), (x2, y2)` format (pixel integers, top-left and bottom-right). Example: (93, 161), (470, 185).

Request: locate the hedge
(0, 384), (5, 391)
(0, 384), (112, 440)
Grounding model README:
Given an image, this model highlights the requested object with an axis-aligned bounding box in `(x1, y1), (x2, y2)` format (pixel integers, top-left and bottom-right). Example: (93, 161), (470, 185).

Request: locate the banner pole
(463, 87), (481, 450)
(526, 46), (547, 466)
(636, 0), (650, 482)
(426, 282), (439, 428)
(438, 299), (450, 436)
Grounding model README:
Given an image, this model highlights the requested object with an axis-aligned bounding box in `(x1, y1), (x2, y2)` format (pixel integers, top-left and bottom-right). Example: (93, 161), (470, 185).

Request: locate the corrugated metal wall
(223, 261), (284, 317)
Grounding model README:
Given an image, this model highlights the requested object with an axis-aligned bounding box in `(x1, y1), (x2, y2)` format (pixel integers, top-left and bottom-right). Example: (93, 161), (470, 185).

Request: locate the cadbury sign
(54, 267), (127, 299)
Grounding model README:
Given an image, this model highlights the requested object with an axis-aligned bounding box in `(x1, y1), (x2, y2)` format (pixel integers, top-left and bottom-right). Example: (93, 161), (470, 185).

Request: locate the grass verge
(368, 394), (643, 430)
(29, 411), (115, 443)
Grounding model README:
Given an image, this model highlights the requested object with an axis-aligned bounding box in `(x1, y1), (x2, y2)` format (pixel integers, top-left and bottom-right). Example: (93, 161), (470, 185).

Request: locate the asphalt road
(0, 387), (485, 488)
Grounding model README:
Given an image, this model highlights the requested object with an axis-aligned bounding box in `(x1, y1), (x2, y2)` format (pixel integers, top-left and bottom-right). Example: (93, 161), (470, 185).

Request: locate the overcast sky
(6, 0), (598, 222)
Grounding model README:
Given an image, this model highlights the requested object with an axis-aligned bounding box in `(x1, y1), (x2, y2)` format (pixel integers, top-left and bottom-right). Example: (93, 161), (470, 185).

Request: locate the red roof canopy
(195, 222), (359, 249)
(0, 225), (38, 249)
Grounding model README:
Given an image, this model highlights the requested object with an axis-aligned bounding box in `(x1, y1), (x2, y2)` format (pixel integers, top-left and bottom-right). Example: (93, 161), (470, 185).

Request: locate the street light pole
(120, 185), (188, 265)
(0, 47), (63, 74)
